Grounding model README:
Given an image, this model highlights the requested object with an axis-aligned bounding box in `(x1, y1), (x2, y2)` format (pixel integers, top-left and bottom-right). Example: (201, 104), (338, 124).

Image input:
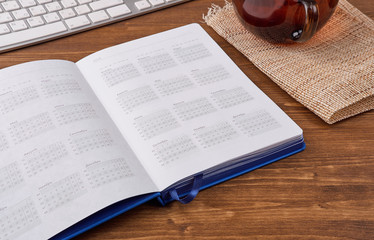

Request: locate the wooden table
(1, 0), (373, 239)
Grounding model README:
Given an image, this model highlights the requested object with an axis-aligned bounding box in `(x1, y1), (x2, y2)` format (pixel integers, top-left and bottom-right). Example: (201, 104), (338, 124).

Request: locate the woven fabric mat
(203, 0), (374, 124)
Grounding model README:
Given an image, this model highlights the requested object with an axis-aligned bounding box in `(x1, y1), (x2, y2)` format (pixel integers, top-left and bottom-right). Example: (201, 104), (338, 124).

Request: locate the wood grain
(1, 0), (373, 239)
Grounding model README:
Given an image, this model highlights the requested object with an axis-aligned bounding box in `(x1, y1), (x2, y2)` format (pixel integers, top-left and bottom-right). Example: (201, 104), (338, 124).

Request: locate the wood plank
(0, 0), (373, 239)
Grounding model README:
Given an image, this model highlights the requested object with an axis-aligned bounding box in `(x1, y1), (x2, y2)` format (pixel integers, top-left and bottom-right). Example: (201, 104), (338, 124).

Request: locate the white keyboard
(0, 0), (191, 53)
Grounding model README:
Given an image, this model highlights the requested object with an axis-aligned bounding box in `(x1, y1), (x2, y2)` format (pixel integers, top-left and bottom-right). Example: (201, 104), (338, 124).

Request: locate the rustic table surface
(1, 0), (373, 239)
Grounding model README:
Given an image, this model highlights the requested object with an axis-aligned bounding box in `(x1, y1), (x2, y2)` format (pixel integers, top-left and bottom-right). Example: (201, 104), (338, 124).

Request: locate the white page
(77, 23), (303, 191)
(0, 60), (157, 240)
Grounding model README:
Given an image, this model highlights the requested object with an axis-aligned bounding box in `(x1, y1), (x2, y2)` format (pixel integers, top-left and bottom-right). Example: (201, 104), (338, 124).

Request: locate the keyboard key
(88, 10), (109, 23)
(9, 20), (27, 31)
(149, 0), (164, 6)
(77, 0), (92, 4)
(0, 22), (67, 47)
(107, 4), (131, 18)
(89, 0), (123, 11)
(27, 16), (44, 27)
(61, 0), (78, 8)
(0, 12), (13, 24)
(37, 0), (52, 4)
(29, 5), (47, 16)
(19, 0), (36, 8)
(43, 12), (60, 23)
(75, 4), (91, 15)
(0, 24), (10, 34)
(12, 9), (30, 20)
(65, 15), (90, 29)
(59, 8), (76, 19)
(2, 1), (21, 11)
(45, 2), (62, 12)
(134, 0), (151, 10)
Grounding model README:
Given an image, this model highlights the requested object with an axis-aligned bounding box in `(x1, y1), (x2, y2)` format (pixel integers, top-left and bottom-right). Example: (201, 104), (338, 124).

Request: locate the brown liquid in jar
(232, 0), (339, 43)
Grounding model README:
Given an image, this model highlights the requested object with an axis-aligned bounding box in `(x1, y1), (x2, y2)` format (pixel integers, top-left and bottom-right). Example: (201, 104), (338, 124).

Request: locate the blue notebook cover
(50, 193), (160, 240)
(51, 140), (305, 240)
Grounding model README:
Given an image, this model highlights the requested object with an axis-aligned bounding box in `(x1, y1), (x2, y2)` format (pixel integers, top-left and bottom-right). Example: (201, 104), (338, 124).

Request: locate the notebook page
(0, 60), (157, 240)
(77, 23), (303, 191)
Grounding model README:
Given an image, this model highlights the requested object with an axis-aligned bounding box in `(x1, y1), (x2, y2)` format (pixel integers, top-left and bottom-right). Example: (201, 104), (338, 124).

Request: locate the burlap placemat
(203, 0), (374, 124)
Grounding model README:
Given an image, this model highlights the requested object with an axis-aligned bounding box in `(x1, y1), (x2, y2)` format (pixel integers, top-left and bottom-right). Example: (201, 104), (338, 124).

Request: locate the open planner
(0, 24), (305, 240)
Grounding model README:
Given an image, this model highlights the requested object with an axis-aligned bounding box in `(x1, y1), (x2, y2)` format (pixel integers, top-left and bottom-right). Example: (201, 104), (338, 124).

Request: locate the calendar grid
(101, 63), (141, 87)
(173, 98), (217, 121)
(69, 129), (114, 155)
(116, 86), (159, 113)
(8, 112), (55, 144)
(134, 110), (180, 140)
(191, 65), (230, 86)
(0, 198), (41, 240)
(154, 75), (195, 96)
(41, 76), (81, 98)
(0, 86), (39, 115)
(173, 43), (211, 63)
(138, 52), (177, 74)
(22, 142), (69, 177)
(54, 103), (98, 125)
(194, 122), (239, 148)
(85, 158), (133, 188)
(37, 173), (87, 214)
(152, 135), (198, 166)
(0, 162), (24, 194)
(212, 87), (254, 109)
(233, 110), (281, 137)
(0, 132), (9, 153)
